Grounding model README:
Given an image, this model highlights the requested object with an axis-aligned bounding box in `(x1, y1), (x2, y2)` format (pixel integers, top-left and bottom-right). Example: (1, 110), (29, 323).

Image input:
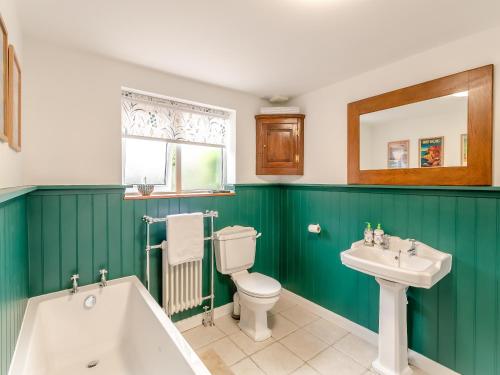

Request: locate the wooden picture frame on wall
(7, 44), (21, 152)
(0, 16), (8, 143)
(347, 65), (493, 186)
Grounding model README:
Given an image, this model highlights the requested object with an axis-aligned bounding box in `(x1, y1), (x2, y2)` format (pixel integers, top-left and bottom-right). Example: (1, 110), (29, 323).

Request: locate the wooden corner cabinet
(256, 114), (304, 175)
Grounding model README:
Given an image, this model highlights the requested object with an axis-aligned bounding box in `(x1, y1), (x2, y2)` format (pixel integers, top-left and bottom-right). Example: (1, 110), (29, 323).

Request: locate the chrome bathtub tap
(408, 239), (417, 256)
(99, 269), (108, 287)
(70, 274), (79, 294)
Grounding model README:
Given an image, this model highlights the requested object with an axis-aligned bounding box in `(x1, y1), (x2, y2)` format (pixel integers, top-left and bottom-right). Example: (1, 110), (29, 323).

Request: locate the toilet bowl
(232, 271), (281, 341)
(214, 226), (281, 342)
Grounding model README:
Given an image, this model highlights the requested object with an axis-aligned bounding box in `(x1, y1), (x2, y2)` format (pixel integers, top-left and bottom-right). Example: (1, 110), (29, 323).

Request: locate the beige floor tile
(198, 348), (234, 375)
(230, 358), (266, 375)
(409, 365), (429, 375)
(280, 329), (329, 361)
(183, 324), (226, 350)
(308, 347), (366, 375)
(251, 342), (304, 375)
(229, 330), (275, 356)
(334, 334), (377, 368)
(291, 363), (320, 374)
(270, 295), (297, 314)
(303, 318), (349, 345)
(279, 305), (319, 327)
(215, 315), (241, 335)
(268, 313), (299, 339)
(197, 337), (246, 367)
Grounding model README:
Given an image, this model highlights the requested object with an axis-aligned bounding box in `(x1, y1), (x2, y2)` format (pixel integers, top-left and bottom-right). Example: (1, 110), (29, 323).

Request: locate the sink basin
(341, 237), (452, 289)
(341, 237), (452, 375)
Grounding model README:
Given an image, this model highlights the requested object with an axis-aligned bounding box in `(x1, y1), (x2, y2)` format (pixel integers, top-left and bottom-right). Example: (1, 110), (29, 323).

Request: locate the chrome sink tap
(408, 239), (417, 256)
(99, 269), (108, 287)
(70, 274), (79, 294)
(381, 234), (391, 250)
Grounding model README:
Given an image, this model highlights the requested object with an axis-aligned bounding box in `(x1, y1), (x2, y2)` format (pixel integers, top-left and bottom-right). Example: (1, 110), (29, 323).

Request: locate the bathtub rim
(9, 275), (210, 375)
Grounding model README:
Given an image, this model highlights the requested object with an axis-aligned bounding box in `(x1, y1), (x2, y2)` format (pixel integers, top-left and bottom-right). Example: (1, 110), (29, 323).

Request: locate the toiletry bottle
(374, 223), (384, 248)
(364, 222), (374, 246)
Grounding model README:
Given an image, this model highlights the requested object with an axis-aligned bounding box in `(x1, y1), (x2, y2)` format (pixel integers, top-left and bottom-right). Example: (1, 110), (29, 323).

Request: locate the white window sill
(123, 191), (235, 200)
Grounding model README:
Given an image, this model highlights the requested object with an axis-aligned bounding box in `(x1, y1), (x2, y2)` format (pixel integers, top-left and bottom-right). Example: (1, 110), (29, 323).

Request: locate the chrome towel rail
(142, 210), (218, 325)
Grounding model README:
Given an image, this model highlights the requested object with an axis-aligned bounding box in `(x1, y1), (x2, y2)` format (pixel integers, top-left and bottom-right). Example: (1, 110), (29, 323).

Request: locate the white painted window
(121, 89), (235, 193)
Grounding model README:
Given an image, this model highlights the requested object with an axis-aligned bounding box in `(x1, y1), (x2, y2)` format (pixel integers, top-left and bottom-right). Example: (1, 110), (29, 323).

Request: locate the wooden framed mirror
(348, 65), (493, 185)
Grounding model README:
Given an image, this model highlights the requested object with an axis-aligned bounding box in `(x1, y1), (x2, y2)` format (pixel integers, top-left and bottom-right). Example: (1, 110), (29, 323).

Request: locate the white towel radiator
(163, 259), (202, 315)
(142, 210), (218, 326)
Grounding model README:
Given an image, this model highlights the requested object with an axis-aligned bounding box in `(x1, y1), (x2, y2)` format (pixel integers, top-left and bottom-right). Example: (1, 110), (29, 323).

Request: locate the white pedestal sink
(341, 237), (452, 375)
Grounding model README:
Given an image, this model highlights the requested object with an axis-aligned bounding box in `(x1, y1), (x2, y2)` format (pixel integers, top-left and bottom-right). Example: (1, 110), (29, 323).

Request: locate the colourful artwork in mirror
(419, 137), (444, 168)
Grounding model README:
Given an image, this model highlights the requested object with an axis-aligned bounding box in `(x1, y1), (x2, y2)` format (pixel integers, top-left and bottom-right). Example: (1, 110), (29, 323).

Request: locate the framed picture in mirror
(419, 137), (443, 168)
(387, 140), (409, 169)
(461, 134), (467, 166)
(0, 16), (7, 143)
(7, 44), (20, 152)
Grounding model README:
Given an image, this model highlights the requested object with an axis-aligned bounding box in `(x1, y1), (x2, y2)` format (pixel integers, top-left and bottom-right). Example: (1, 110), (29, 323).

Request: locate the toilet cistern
(340, 237), (452, 375)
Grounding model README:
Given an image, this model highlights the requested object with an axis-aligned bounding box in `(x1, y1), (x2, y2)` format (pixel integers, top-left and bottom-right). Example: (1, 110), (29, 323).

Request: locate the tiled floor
(182, 294), (429, 375)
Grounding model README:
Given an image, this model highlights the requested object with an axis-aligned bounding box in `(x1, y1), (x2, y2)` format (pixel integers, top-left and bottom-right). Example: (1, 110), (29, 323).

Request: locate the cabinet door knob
(263, 144), (267, 148)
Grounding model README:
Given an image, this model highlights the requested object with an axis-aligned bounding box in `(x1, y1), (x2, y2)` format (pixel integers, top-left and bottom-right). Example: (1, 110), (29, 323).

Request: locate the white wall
(0, 0), (23, 189)
(290, 26), (500, 185)
(23, 38), (269, 185)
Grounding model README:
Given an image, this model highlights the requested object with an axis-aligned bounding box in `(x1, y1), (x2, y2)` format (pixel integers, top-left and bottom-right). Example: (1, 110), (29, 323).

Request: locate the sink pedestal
(372, 278), (413, 375)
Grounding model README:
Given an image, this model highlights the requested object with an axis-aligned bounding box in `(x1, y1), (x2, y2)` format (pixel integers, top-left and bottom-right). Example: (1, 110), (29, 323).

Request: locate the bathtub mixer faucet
(70, 274), (79, 294)
(99, 269), (108, 287)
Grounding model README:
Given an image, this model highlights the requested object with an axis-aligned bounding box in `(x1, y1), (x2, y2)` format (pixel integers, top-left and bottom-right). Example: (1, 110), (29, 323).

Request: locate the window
(121, 90), (234, 194)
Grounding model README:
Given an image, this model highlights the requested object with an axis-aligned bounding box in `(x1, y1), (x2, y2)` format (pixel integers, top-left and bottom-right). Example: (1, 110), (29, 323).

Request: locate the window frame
(122, 134), (227, 194)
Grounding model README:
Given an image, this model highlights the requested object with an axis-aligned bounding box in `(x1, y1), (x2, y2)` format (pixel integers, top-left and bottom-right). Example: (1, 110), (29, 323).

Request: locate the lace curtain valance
(121, 90), (231, 146)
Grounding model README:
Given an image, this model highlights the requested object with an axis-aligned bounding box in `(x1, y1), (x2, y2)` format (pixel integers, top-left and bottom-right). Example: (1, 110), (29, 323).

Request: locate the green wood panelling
(22, 183), (500, 375)
(27, 186), (282, 322)
(280, 186), (500, 375)
(0, 196), (29, 375)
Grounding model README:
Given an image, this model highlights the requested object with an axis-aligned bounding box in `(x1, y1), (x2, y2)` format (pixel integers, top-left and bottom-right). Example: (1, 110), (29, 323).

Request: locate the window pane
(123, 138), (166, 185)
(181, 144), (223, 191)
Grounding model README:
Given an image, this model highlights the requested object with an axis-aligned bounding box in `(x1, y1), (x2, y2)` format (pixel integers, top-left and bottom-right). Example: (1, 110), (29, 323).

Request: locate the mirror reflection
(360, 92), (468, 170)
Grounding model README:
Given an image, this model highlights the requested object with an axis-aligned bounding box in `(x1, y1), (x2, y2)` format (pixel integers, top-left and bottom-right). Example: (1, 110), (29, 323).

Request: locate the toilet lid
(235, 272), (281, 298)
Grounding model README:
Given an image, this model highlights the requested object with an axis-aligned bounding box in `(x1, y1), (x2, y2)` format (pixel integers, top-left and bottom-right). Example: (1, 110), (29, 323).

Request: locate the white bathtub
(9, 276), (210, 375)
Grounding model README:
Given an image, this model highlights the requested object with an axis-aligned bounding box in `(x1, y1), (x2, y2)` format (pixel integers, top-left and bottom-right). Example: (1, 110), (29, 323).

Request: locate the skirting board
(175, 289), (459, 375)
(174, 302), (234, 333)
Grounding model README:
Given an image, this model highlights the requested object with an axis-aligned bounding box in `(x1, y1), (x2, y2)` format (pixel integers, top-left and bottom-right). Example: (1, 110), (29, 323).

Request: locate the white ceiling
(17, 0), (500, 98)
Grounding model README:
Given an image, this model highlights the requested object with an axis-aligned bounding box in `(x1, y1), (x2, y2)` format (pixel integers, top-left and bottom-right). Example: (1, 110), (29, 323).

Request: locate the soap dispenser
(374, 223), (384, 248)
(364, 222), (374, 246)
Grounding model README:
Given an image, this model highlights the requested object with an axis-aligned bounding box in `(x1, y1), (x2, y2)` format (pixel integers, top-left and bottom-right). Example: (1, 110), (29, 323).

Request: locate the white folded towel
(163, 212), (204, 266)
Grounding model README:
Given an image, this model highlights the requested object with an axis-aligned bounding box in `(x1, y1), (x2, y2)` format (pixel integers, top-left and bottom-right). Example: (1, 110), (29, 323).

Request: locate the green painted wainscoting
(22, 183), (500, 375)
(280, 185), (500, 375)
(26, 185), (281, 321)
(0, 195), (29, 375)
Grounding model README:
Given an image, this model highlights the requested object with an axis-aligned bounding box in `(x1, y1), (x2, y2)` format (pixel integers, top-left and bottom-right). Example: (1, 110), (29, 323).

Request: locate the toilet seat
(234, 272), (281, 298)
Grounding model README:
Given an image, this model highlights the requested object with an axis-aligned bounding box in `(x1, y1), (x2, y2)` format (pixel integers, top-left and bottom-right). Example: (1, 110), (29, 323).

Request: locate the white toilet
(214, 226), (281, 341)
